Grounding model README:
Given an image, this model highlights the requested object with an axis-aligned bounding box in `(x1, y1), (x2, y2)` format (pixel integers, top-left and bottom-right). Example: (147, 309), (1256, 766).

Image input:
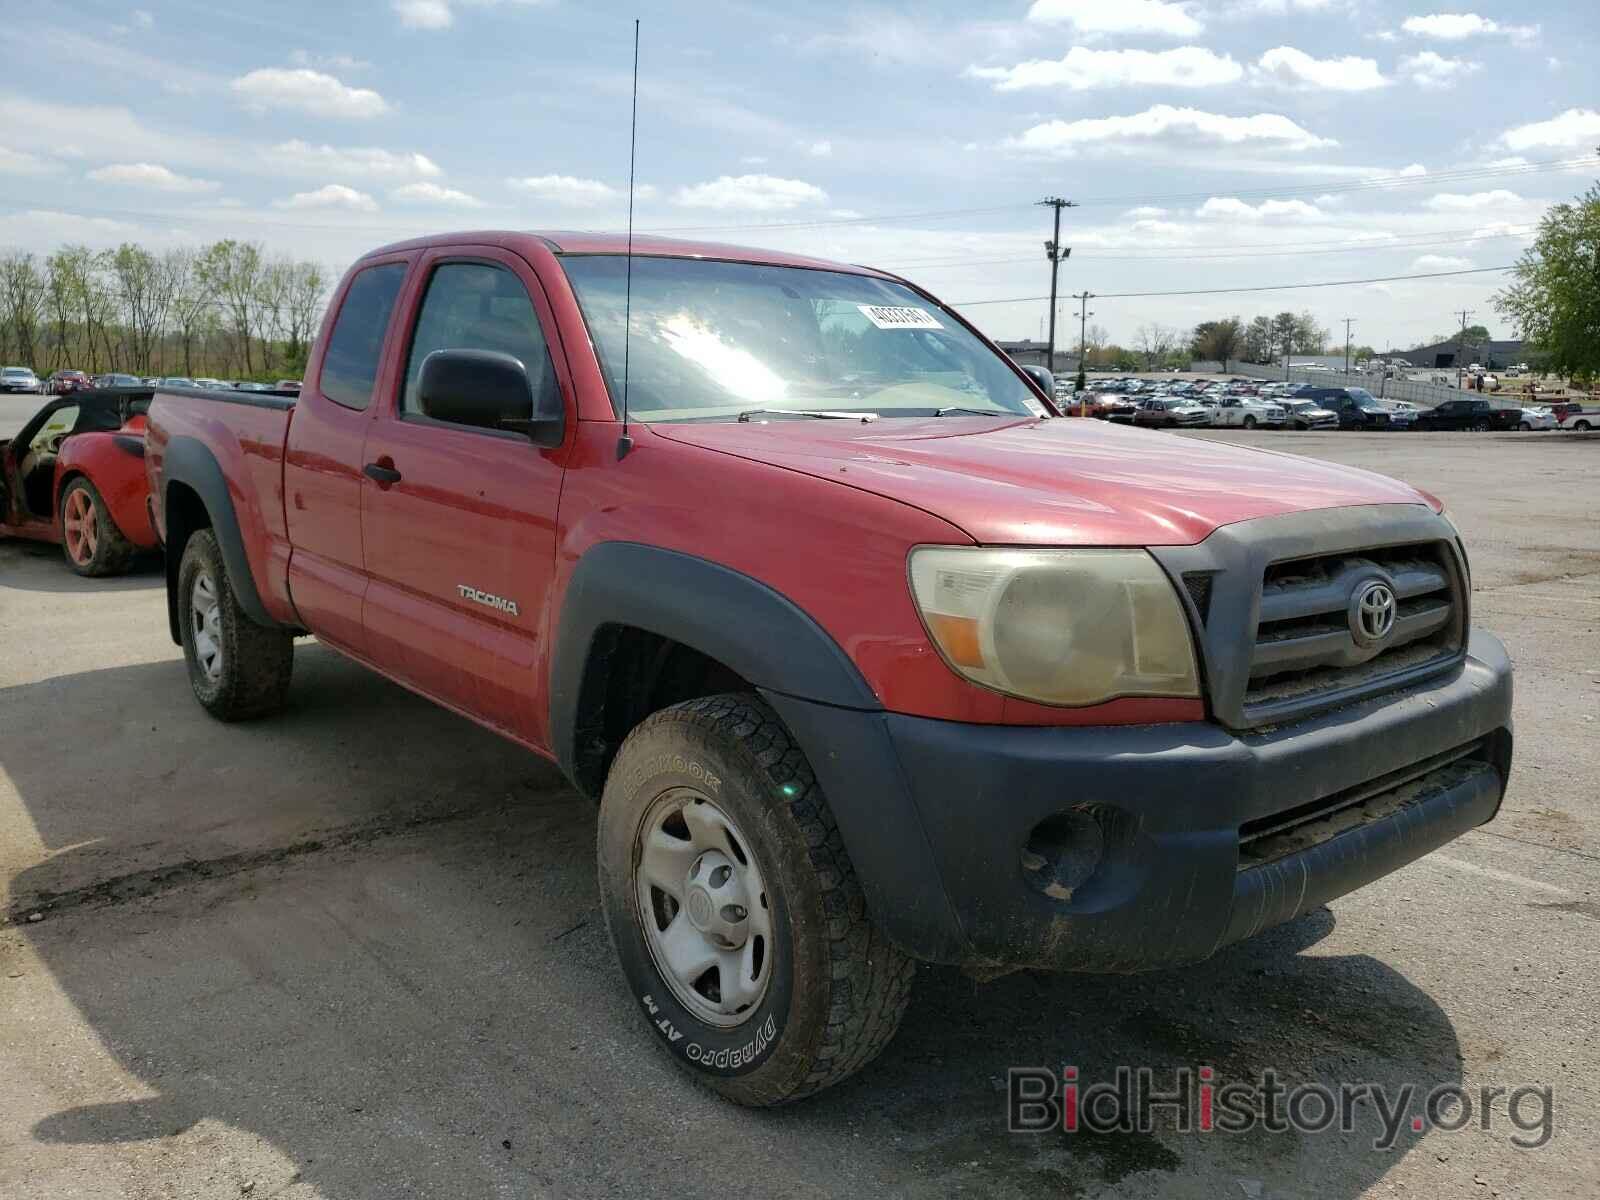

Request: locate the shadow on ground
(4, 651), (1463, 1198)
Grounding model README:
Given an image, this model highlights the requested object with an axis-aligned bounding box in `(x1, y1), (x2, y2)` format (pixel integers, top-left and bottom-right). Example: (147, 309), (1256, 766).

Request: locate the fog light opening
(1021, 808), (1106, 901)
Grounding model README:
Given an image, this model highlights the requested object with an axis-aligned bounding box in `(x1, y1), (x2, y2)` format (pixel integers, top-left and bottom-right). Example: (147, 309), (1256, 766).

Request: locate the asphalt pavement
(1, 428), (1596, 1199)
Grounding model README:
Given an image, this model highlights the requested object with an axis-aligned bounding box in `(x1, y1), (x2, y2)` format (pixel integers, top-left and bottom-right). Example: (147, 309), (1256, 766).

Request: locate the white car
(1, 365), (40, 394)
(1517, 407), (1555, 431)
(1560, 409), (1597, 431)
(1280, 398), (1338, 430)
(1209, 395), (1287, 429)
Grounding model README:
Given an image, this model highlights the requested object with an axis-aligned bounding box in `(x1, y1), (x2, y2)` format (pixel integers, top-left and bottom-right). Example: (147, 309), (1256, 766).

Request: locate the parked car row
(1063, 377), (1594, 434)
(0, 367), (303, 395)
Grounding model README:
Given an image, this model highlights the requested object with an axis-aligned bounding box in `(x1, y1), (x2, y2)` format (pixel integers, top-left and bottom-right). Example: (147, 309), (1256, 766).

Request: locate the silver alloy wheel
(635, 788), (774, 1027)
(190, 571), (223, 683)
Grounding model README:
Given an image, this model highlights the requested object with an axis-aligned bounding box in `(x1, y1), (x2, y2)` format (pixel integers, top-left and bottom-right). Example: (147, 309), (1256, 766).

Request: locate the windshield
(1347, 387), (1379, 406)
(560, 255), (1046, 422)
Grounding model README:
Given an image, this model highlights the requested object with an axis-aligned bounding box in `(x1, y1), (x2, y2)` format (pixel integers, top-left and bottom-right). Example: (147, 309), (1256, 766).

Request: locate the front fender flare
(549, 543), (881, 785)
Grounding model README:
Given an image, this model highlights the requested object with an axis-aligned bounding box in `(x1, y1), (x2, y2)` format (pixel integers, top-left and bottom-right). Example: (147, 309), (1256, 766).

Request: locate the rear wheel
(177, 529), (294, 720)
(1242, 415), (1257, 429)
(1472, 420), (1490, 432)
(1519, 421), (1532, 431)
(1576, 420), (1592, 431)
(598, 694), (914, 1106)
(59, 477), (134, 577)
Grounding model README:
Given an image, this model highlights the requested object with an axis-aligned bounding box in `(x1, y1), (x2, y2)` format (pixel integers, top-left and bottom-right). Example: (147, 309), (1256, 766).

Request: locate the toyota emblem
(1351, 580), (1397, 645)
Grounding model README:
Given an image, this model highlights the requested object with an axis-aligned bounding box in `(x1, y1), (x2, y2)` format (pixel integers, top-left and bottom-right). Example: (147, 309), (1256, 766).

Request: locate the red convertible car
(0, 389), (159, 575)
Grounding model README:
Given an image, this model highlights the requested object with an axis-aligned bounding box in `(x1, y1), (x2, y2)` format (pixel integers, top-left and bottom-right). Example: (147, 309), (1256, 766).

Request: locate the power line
(950, 264), (1515, 305)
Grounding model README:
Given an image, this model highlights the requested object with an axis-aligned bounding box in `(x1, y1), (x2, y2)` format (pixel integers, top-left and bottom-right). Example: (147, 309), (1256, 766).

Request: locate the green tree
(1495, 181), (1600, 381)
(1191, 317), (1244, 371)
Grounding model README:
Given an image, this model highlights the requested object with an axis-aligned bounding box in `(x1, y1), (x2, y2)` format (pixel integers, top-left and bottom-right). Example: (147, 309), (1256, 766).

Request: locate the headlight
(908, 547), (1200, 707)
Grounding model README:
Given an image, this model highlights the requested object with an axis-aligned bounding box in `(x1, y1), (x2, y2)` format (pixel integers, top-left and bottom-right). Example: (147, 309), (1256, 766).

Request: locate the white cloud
(396, 0), (453, 27)
(1397, 162), (1428, 177)
(740, 155), (769, 165)
(231, 68), (389, 119)
(1195, 196), (1325, 221)
(390, 181), (484, 207)
(268, 140), (441, 180)
(1410, 254), (1473, 271)
(86, 162), (220, 192)
(274, 184), (380, 212)
(1546, 57), (1561, 70)
(1425, 189), (1523, 211)
(1498, 108), (1600, 153)
(1125, 205), (1168, 219)
(1026, 0), (1202, 37)
(0, 145), (60, 176)
(968, 46), (1241, 91)
(289, 49), (373, 71)
(1400, 13), (1538, 43)
(1252, 47), (1389, 91)
(507, 174), (620, 206)
(395, 0), (550, 30)
(807, 140), (833, 158)
(1399, 51), (1481, 88)
(1004, 105), (1335, 157)
(672, 174), (828, 211)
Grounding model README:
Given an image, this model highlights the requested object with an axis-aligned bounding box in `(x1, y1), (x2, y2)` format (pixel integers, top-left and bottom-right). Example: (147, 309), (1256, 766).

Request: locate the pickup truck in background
(1411, 399), (1522, 432)
(145, 231), (1514, 1106)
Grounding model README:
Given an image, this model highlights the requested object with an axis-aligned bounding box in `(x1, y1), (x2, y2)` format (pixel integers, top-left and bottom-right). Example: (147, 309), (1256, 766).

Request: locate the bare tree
(1134, 322), (1178, 370)
(0, 252), (48, 371)
(282, 260), (327, 371)
(166, 249), (214, 378)
(110, 243), (178, 374)
(198, 239), (265, 375)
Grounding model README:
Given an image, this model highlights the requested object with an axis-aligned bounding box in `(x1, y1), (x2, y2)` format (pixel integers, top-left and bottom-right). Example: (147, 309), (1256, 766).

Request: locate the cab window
(400, 261), (559, 422)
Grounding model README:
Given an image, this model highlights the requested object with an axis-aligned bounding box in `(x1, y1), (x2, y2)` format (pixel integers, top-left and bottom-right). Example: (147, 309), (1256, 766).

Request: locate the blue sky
(2, 0), (1597, 350)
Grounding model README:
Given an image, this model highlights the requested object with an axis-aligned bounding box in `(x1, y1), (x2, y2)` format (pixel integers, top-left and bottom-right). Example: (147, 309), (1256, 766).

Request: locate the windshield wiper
(930, 406), (1014, 418)
(736, 408), (878, 423)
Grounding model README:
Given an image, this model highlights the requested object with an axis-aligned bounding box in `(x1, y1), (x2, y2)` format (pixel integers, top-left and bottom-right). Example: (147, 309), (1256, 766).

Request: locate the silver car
(1, 366), (40, 393)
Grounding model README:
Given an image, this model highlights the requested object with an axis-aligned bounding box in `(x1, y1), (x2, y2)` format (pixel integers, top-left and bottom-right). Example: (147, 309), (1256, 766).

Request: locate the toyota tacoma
(144, 231), (1513, 1106)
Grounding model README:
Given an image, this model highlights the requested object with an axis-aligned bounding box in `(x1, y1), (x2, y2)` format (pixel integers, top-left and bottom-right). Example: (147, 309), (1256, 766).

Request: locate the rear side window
(319, 263), (407, 410)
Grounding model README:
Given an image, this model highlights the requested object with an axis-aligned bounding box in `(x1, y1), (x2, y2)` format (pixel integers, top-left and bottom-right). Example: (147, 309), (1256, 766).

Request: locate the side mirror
(1018, 364), (1054, 398)
(418, 348), (564, 448)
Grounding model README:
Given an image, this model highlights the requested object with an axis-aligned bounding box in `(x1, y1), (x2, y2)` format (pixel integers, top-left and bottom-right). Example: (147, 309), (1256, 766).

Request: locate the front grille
(1244, 541), (1464, 713)
(1238, 739), (1490, 869)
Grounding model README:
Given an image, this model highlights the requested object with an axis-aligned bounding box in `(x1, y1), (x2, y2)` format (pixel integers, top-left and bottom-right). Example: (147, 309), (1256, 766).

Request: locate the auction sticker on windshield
(858, 305), (944, 331)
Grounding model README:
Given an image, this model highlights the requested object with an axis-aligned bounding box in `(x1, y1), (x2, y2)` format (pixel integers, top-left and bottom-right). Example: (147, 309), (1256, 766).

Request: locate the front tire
(598, 694), (914, 1106)
(177, 529), (294, 720)
(59, 477), (134, 577)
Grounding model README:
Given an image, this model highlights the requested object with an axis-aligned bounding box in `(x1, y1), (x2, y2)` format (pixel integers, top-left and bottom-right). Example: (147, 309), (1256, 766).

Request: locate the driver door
(360, 247), (573, 748)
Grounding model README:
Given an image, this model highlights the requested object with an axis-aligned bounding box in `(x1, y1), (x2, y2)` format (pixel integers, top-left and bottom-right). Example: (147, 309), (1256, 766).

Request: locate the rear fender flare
(160, 435), (285, 642)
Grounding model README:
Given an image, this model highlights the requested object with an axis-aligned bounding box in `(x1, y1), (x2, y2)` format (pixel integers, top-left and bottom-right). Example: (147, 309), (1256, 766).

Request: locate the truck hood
(651, 416), (1437, 546)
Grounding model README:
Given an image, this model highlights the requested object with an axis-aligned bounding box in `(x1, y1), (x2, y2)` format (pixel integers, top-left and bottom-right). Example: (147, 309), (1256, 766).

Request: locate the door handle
(363, 461), (402, 486)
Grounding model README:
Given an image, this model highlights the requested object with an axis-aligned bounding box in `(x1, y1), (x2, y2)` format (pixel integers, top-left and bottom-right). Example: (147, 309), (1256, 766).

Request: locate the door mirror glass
(418, 349), (563, 446)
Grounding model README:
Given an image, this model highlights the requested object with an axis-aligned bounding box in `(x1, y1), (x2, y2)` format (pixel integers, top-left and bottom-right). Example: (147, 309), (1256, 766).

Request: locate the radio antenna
(616, 18), (640, 461)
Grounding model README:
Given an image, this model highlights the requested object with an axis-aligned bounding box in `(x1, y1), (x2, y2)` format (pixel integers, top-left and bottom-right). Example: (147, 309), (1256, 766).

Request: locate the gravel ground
(1, 428), (1596, 1199)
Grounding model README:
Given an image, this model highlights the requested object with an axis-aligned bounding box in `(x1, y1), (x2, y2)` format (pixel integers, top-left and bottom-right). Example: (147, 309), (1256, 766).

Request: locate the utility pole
(1037, 196), (1076, 371)
(1072, 291), (1095, 380)
(1454, 309), (1474, 392)
(1343, 317), (1356, 377)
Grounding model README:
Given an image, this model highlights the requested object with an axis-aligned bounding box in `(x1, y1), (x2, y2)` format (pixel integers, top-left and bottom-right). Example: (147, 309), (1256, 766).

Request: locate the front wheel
(177, 529), (294, 720)
(598, 694), (914, 1106)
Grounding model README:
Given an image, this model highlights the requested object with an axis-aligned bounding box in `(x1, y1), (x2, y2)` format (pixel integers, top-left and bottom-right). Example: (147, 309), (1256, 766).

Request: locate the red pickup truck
(145, 231), (1513, 1106)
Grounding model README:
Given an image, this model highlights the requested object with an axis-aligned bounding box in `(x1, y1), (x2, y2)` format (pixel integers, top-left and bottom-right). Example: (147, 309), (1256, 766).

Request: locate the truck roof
(359, 230), (897, 279)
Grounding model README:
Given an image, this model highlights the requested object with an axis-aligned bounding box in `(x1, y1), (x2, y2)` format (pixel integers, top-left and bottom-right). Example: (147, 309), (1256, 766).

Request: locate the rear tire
(177, 529), (294, 721)
(1242, 415), (1257, 429)
(597, 693), (914, 1106)
(59, 477), (134, 577)
(1576, 420), (1592, 431)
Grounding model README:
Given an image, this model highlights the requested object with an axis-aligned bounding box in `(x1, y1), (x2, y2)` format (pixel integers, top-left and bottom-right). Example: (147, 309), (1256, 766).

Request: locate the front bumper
(765, 629), (1511, 975)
